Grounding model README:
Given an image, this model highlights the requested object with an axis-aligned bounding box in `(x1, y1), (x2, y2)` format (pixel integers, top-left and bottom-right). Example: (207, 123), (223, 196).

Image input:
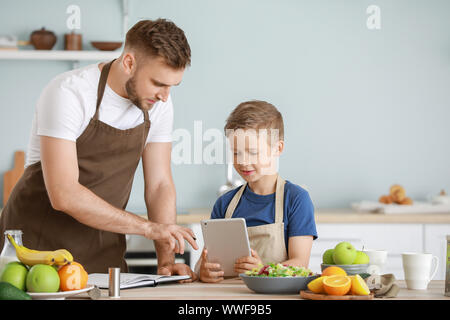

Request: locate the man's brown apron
(224, 175), (289, 264)
(0, 60), (150, 273)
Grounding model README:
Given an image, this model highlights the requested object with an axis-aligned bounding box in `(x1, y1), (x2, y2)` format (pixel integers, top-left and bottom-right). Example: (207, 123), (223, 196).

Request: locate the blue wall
(1, 0), (449, 212)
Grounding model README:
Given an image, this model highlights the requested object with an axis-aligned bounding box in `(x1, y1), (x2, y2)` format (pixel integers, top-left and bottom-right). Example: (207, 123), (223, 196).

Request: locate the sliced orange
(307, 276), (327, 294)
(350, 274), (371, 295)
(321, 266), (347, 277)
(322, 275), (351, 296)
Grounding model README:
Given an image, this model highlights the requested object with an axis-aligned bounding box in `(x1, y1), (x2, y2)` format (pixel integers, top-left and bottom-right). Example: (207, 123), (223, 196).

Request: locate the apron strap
(94, 59), (115, 120)
(224, 184), (246, 219)
(224, 175), (286, 222)
(274, 175), (286, 223)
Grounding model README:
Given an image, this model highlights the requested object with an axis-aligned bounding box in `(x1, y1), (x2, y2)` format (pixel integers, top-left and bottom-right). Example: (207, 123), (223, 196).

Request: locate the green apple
(333, 242), (357, 265)
(0, 261), (29, 291)
(322, 249), (335, 264)
(353, 251), (370, 264)
(26, 264), (60, 293)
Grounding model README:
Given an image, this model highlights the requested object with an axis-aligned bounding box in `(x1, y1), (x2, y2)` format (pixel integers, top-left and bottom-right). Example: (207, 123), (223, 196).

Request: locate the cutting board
(300, 290), (374, 300)
(3, 151), (25, 206)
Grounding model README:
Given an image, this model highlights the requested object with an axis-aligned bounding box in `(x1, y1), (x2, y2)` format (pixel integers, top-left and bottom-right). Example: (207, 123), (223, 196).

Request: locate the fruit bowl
(321, 264), (368, 275)
(240, 274), (319, 294)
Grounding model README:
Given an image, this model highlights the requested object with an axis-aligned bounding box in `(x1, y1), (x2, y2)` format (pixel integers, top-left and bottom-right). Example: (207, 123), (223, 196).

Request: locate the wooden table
(72, 278), (449, 300)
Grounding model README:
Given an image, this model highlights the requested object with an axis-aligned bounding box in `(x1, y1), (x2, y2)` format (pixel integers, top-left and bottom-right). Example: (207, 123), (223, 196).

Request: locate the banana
(7, 234), (73, 266)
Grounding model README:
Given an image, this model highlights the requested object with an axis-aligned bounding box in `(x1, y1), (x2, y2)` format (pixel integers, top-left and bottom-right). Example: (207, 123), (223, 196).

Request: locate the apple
(322, 249), (335, 264)
(333, 242), (357, 265)
(353, 251), (370, 264)
(26, 264), (60, 293)
(0, 261), (28, 291)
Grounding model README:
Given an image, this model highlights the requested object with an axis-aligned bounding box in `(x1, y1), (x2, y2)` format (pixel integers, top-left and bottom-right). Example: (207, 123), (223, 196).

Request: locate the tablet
(201, 218), (251, 277)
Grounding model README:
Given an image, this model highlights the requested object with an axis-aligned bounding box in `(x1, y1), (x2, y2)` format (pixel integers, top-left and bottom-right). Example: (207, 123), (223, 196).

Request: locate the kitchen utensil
(30, 27), (57, 50)
(300, 290), (374, 300)
(91, 41), (123, 51)
(363, 249), (388, 275)
(321, 263), (369, 275)
(3, 151), (25, 206)
(402, 252), (439, 290)
(65, 32), (82, 50)
(27, 285), (95, 300)
(240, 273), (318, 294)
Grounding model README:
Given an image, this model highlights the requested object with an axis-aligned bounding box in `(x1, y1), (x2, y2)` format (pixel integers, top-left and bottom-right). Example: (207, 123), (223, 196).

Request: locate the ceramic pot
(30, 27), (57, 50)
(65, 32), (82, 50)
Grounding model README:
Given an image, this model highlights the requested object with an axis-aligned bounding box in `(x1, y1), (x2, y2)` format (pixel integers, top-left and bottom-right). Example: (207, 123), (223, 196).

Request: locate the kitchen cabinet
(424, 224), (449, 281)
(310, 223), (424, 280)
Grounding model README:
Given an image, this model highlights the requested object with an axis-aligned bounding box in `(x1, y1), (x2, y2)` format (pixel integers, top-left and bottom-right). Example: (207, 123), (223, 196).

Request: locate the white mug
(402, 252), (439, 290)
(363, 249), (388, 275)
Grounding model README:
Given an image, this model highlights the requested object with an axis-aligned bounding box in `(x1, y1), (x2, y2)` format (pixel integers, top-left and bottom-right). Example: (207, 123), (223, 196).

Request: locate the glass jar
(0, 230), (23, 273)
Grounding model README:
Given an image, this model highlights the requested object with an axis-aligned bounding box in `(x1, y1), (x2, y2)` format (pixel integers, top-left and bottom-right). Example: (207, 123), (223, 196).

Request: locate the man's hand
(158, 263), (198, 283)
(145, 222), (198, 254)
(234, 249), (262, 274)
(199, 248), (224, 283)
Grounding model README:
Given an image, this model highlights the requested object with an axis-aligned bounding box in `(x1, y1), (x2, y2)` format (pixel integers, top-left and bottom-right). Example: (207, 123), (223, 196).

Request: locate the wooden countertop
(1, 208), (449, 224)
(174, 208), (450, 224)
(72, 278), (449, 300)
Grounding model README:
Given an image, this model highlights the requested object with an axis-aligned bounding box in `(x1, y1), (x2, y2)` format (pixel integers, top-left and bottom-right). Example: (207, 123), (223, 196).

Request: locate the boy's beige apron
(0, 60), (150, 273)
(225, 175), (288, 264)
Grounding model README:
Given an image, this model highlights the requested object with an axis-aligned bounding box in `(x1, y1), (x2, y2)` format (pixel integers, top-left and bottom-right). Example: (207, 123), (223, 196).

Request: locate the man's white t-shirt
(25, 63), (174, 168)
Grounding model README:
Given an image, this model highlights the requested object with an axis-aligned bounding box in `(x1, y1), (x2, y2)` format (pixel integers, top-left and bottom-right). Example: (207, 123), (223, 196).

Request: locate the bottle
(0, 230), (23, 274)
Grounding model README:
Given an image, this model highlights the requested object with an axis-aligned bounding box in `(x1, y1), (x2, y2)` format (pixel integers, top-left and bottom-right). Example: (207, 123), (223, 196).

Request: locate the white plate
(27, 285), (95, 300)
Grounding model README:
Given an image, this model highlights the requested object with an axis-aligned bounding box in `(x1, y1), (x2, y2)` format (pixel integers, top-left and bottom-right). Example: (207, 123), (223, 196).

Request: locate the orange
(350, 275), (371, 295)
(322, 275), (351, 296)
(307, 276), (327, 294)
(58, 261), (88, 291)
(321, 266), (347, 277)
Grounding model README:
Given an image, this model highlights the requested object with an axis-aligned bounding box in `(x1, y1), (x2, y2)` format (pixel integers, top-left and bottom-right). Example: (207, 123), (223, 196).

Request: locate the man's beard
(125, 76), (149, 111)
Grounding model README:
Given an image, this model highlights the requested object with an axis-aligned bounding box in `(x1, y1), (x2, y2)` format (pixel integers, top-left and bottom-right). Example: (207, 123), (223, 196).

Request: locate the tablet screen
(201, 218), (251, 277)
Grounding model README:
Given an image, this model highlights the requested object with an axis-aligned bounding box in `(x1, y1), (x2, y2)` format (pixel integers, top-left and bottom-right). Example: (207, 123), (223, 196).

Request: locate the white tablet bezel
(201, 218), (251, 277)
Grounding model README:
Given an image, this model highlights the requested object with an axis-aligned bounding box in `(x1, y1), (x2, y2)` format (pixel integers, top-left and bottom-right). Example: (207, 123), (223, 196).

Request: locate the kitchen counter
(72, 278), (449, 300)
(1, 208), (449, 224)
(173, 208), (450, 225)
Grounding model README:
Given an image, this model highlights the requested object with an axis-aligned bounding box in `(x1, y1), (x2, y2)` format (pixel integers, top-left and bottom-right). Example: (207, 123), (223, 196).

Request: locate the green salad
(244, 263), (315, 277)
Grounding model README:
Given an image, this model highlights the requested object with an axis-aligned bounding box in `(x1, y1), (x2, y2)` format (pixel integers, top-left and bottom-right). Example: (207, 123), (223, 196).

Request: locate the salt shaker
(108, 267), (120, 298)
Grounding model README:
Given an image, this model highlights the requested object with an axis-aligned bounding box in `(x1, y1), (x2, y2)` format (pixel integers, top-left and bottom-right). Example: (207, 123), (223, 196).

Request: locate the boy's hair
(224, 100), (284, 140)
(125, 19), (191, 69)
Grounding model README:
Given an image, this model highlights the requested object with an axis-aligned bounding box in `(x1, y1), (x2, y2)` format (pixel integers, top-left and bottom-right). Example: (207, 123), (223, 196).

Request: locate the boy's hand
(234, 249), (262, 274)
(199, 248), (225, 283)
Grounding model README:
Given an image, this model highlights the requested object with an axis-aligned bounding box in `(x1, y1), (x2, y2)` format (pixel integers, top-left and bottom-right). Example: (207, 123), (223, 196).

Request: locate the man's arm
(40, 135), (196, 251)
(142, 142), (185, 270)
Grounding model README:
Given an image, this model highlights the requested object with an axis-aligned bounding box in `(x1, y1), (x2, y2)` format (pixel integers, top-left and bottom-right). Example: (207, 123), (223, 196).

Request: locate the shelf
(0, 50), (120, 61)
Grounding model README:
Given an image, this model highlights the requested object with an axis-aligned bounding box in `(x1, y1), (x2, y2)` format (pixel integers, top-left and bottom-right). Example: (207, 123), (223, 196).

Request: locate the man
(0, 19), (198, 278)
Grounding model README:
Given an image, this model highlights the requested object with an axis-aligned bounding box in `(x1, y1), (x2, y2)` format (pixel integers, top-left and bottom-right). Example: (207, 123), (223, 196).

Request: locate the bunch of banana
(7, 234), (73, 266)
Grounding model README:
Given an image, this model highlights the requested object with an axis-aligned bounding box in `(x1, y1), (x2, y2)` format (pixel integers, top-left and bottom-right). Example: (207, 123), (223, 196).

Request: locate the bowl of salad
(240, 263), (318, 294)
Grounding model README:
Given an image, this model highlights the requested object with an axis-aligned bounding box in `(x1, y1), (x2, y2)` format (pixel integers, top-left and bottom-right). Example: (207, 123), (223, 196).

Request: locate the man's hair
(224, 100), (284, 140)
(125, 18), (191, 69)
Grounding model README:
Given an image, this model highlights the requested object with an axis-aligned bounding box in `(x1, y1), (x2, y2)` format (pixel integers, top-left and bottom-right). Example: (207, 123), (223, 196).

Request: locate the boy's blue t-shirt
(210, 180), (318, 254)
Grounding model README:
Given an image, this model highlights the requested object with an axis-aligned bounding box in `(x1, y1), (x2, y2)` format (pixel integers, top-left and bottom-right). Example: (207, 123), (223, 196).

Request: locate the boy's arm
(280, 235), (314, 268)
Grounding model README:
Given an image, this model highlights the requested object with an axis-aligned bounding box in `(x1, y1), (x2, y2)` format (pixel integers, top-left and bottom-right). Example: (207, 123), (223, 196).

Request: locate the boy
(198, 100), (317, 283)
